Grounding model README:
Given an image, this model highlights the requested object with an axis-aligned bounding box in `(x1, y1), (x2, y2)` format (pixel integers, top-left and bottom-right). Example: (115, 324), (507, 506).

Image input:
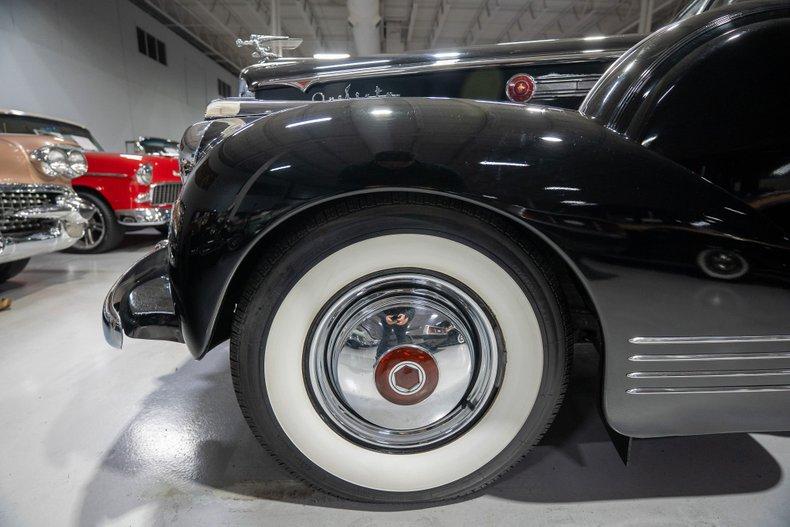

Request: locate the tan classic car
(0, 110), (93, 283)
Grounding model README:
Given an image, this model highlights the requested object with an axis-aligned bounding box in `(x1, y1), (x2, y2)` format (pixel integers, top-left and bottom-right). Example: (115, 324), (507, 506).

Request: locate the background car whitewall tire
(231, 195), (571, 502)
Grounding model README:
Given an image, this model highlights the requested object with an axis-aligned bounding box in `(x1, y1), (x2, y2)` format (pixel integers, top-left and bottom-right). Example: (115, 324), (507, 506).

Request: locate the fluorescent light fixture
(369, 108), (393, 116)
(544, 186), (580, 191)
(270, 164), (291, 172)
(480, 161), (529, 168)
(562, 200), (596, 206)
(314, 53), (351, 60)
(285, 117), (332, 128)
(541, 136), (562, 142)
(315, 59), (389, 70)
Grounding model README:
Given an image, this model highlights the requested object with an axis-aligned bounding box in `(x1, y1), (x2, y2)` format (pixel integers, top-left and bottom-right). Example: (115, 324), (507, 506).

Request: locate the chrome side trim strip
(629, 335), (790, 344)
(84, 172), (128, 178)
(627, 385), (790, 395)
(628, 369), (790, 379)
(629, 352), (790, 362)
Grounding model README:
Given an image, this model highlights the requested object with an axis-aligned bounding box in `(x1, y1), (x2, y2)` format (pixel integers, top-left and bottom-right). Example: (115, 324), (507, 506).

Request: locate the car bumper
(116, 206), (171, 227)
(0, 193), (94, 264)
(103, 241), (183, 349)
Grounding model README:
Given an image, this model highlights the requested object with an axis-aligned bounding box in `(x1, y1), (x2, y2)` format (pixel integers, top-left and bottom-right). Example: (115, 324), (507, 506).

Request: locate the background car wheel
(65, 191), (123, 254)
(0, 258), (29, 284)
(231, 195), (571, 503)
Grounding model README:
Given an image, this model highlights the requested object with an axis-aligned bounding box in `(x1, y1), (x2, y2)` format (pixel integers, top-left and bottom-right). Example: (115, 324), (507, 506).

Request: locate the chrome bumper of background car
(115, 207), (171, 227)
(0, 194), (94, 264)
(102, 241), (183, 349)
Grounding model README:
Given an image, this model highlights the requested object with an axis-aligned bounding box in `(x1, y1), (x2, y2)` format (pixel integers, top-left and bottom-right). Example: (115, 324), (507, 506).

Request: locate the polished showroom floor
(1, 230), (789, 526)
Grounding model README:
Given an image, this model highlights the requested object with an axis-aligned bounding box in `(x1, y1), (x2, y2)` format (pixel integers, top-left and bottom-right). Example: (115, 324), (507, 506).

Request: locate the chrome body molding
(627, 385), (790, 395)
(629, 351), (790, 362)
(84, 172), (128, 178)
(628, 369), (790, 378)
(530, 73), (601, 100)
(629, 335), (790, 344)
(115, 207), (171, 227)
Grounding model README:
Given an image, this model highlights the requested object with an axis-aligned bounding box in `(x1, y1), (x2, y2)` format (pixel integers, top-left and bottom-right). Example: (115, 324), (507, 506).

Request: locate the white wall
(0, 0), (238, 151)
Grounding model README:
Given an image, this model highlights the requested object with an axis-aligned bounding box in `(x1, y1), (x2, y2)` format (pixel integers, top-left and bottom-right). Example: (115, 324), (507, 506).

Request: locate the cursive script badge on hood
(311, 84), (400, 102)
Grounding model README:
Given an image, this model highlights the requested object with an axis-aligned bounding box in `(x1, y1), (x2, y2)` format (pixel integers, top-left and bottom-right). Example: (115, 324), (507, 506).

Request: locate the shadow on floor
(73, 344), (782, 524)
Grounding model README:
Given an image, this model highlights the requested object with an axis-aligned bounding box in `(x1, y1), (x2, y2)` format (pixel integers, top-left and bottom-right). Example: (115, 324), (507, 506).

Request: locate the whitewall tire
(231, 196), (570, 503)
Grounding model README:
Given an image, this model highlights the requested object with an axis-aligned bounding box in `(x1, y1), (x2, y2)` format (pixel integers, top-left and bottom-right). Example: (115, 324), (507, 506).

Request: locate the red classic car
(71, 151), (180, 252)
(0, 112), (181, 253)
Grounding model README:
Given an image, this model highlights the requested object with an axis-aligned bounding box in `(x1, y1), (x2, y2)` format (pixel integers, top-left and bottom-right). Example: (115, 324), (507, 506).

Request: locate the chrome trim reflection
(629, 352), (790, 362)
(627, 385), (790, 395)
(628, 369), (790, 378)
(629, 335), (790, 344)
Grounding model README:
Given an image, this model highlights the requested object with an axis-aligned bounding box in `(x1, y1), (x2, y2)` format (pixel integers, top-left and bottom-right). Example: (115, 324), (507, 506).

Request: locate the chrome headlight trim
(30, 146), (88, 179)
(135, 163), (153, 185)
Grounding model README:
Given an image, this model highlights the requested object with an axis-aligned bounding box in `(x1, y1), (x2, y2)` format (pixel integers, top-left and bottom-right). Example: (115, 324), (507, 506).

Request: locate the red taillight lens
(505, 74), (536, 103)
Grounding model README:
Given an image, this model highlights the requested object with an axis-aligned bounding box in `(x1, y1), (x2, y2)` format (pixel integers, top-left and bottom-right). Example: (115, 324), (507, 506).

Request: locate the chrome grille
(0, 186), (62, 236)
(151, 183), (182, 205)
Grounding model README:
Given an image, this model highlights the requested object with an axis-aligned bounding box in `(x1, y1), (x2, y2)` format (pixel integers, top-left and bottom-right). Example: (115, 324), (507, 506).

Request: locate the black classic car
(104, 0), (790, 504)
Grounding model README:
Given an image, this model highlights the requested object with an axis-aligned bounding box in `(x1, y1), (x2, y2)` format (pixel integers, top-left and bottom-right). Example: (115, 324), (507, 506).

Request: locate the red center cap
(375, 346), (439, 405)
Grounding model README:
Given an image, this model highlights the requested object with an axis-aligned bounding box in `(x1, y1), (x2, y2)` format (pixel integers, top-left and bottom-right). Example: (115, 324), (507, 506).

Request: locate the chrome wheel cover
(74, 205), (105, 250)
(306, 273), (502, 451)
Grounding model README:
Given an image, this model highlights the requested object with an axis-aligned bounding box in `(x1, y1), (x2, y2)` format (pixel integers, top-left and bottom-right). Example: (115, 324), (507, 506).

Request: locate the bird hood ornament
(236, 34), (303, 62)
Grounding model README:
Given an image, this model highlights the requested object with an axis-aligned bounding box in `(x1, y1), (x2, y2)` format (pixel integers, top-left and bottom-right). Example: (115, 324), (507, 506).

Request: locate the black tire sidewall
(66, 191), (123, 253)
(233, 201), (568, 503)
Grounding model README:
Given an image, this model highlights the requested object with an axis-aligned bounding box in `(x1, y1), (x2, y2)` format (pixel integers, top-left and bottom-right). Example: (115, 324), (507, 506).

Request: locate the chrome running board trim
(629, 352), (790, 362)
(629, 335), (790, 344)
(627, 385), (790, 395)
(628, 369), (790, 379)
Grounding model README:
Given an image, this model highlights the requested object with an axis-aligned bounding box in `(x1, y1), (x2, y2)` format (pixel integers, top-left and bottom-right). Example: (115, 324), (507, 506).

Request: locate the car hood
(240, 34), (642, 93)
(0, 133), (78, 186)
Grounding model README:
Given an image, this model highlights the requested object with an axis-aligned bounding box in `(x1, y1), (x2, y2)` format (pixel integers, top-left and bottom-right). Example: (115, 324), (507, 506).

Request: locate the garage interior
(1, 1), (789, 525)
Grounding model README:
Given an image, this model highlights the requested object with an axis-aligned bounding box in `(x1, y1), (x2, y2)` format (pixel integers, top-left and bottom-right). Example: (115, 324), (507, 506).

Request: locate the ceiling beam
(617, 0), (677, 33)
(427, 0), (451, 49)
(497, 1), (537, 43)
(405, 0), (418, 50)
(294, 0), (327, 51)
(132, 0), (241, 73)
(463, 0), (501, 46)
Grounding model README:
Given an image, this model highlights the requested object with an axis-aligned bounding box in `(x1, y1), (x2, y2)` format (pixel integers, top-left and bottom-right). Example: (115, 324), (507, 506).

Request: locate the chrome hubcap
(306, 273), (501, 450)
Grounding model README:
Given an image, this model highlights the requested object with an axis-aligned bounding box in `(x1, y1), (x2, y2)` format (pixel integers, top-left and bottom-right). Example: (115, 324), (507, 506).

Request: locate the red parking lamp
(506, 74), (536, 103)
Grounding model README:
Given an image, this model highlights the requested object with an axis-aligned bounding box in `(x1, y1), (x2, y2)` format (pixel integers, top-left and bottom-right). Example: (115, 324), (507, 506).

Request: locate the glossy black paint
(108, 0), (790, 438)
(588, 3), (790, 233)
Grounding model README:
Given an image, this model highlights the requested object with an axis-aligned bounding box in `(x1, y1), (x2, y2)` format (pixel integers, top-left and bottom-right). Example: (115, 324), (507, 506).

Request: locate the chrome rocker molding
(628, 369), (790, 378)
(115, 207), (171, 227)
(629, 351), (790, 362)
(627, 385), (790, 395)
(630, 335), (790, 344)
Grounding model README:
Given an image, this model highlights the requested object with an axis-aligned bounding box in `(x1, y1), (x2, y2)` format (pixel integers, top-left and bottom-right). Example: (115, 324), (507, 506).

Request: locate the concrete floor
(1, 230), (788, 526)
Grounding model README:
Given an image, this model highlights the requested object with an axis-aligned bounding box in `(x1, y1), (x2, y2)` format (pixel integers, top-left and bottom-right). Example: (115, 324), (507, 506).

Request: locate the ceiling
(133, 0), (691, 75)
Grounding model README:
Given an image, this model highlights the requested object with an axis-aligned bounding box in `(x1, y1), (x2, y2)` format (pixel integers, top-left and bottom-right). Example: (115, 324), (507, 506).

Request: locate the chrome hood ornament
(235, 34), (303, 63)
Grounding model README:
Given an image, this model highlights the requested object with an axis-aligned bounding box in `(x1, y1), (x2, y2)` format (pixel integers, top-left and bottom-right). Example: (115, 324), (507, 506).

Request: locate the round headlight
(135, 163), (153, 185)
(45, 147), (70, 175)
(67, 149), (88, 177)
